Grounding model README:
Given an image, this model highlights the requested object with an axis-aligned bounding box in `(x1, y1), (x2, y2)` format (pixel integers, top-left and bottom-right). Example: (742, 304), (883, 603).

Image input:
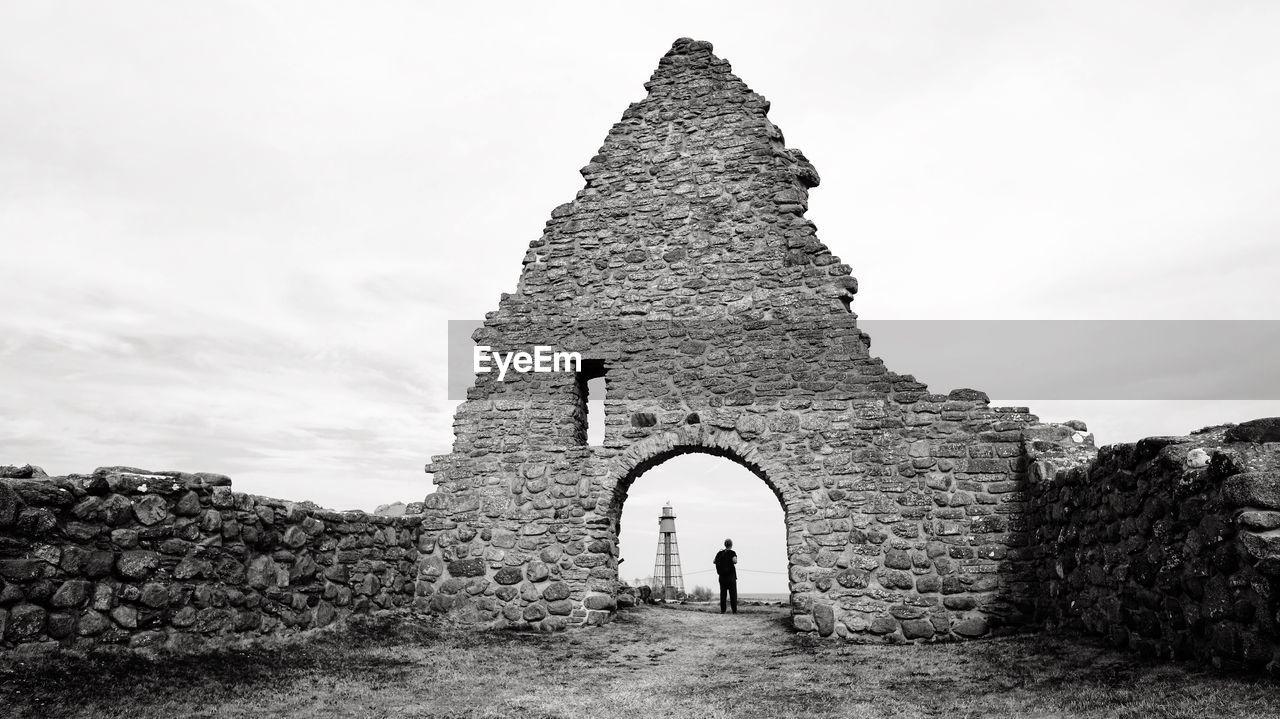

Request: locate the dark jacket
(714, 549), (737, 580)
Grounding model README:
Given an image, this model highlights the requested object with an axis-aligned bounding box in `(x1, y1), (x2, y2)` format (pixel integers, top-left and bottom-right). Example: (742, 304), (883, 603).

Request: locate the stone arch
(422, 38), (1053, 641)
(605, 425), (790, 516)
(601, 425), (797, 602)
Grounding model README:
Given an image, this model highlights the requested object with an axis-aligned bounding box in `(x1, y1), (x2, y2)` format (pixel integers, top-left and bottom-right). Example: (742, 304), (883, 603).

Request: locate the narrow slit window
(576, 360), (607, 446)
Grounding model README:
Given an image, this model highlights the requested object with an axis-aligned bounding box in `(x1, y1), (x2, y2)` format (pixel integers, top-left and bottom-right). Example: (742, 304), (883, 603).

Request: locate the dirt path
(6, 604), (1278, 719)
(570, 604), (795, 712)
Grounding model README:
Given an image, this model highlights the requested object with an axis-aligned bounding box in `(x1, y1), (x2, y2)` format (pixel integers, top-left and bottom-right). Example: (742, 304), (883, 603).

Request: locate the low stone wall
(1028, 418), (1280, 672)
(0, 465), (429, 655)
(7, 418), (1280, 669)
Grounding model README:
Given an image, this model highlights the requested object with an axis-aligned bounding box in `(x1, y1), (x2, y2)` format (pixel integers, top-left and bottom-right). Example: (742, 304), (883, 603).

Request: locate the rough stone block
(1225, 418), (1280, 443)
(1224, 472), (1280, 510)
(868, 616), (898, 635)
(0, 482), (19, 529)
(6, 603), (45, 640)
(522, 603), (548, 622)
(813, 604), (835, 637)
(901, 619), (935, 640)
(1239, 511), (1280, 531)
(952, 616), (989, 638)
(46, 612), (76, 639)
(133, 495), (170, 526)
(493, 567), (523, 585)
(1240, 531), (1280, 561)
(7, 479), (73, 507)
(116, 550), (160, 580)
(50, 580), (90, 609)
(883, 550), (912, 570)
(0, 559), (45, 582)
(447, 558), (486, 577)
(541, 581), (570, 601)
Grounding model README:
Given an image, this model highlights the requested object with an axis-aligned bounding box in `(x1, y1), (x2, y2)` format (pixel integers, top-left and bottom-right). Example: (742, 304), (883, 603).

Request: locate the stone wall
(1028, 418), (1280, 671)
(0, 465), (429, 655)
(427, 391), (1056, 640)
(419, 38), (1068, 642)
(6, 35), (1278, 676)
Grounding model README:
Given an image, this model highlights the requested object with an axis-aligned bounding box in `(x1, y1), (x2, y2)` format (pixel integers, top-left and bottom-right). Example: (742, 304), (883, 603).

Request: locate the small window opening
(576, 359), (607, 446)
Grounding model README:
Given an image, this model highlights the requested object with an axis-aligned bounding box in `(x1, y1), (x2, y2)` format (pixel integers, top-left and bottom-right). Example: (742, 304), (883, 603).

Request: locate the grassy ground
(2, 603), (1276, 718)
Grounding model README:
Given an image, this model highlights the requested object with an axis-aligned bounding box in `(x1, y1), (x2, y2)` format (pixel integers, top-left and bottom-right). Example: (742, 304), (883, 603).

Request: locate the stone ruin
(3, 38), (1280, 674)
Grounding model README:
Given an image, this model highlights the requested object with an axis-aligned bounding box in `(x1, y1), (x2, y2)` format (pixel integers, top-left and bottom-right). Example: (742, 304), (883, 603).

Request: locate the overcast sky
(3, 1), (1279, 582)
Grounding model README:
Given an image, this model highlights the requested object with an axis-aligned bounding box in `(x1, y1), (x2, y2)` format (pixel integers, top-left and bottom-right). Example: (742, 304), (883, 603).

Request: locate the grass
(2, 604), (1276, 718)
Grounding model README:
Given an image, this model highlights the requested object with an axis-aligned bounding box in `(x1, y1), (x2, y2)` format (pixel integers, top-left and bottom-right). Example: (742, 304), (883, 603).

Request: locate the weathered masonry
(3, 38), (1280, 673)
(421, 36), (1069, 640)
(0, 465), (425, 654)
(418, 37), (1280, 663)
(418, 39), (1280, 664)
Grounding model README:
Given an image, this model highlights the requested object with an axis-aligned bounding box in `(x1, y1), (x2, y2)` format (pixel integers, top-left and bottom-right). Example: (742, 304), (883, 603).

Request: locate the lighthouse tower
(651, 503), (685, 601)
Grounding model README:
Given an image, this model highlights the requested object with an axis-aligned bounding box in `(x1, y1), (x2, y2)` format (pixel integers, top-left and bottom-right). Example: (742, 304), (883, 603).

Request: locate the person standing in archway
(714, 538), (738, 614)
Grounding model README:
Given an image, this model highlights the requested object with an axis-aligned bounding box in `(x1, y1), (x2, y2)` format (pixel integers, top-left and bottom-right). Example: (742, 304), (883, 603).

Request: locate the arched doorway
(607, 444), (791, 610)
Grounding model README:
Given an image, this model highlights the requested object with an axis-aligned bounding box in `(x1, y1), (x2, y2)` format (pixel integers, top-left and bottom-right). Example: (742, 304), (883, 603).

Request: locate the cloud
(2, 2), (1278, 516)
(0, 264), (449, 510)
